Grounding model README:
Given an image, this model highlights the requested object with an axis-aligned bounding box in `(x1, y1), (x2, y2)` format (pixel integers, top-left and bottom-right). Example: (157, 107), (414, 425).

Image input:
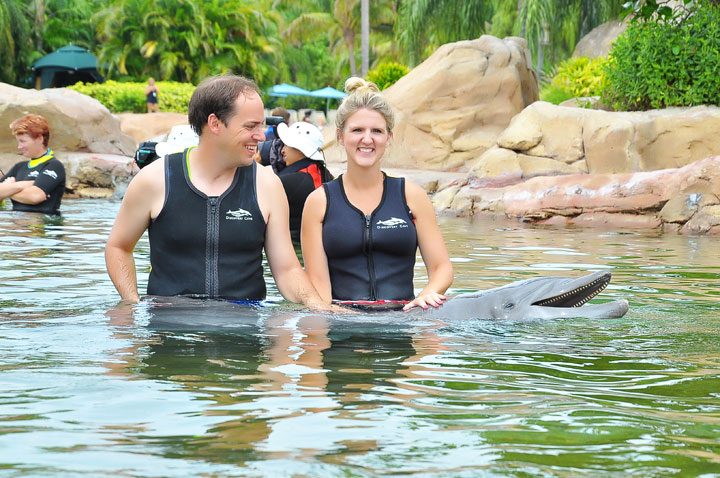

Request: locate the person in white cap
(105, 74), (338, 311)
(274, 121), (333, 243)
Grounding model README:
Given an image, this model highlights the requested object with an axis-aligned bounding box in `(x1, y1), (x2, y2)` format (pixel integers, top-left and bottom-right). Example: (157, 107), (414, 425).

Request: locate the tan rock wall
(436, 156), (720, 235)
(479, 102), (720, 179)
(117, 112), (188, 145)
(0, 83), (135, 156)
(324, 36), (539, 171)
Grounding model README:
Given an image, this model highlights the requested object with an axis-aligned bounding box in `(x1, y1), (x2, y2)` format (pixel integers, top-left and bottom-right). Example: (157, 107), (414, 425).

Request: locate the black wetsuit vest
(3, 150), (65, 215)
(278, 158), (332, 243)
(322, 175), (417, 301)
(147, 150), (266, 300)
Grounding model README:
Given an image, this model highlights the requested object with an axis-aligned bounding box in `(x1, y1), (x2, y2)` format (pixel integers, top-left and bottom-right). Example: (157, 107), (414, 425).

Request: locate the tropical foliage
(395, 0), (626, 76)
(3, 0), (717, 116)
(0, 0), (32, 85)
(601, 0), (720, 110)
(540, 56), (607, 104)
(69, 80), (195, 113)
(367, 62), (409, 90)
(94, 0), (281, 84)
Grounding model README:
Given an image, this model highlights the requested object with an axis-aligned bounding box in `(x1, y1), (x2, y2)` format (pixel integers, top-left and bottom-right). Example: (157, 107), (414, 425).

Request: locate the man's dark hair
(188, 75), (261, 136)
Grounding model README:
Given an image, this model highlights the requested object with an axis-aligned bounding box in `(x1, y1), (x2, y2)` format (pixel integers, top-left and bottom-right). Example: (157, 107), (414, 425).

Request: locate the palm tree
(0, 0), (32, 85)
(95, 0), (281, 83)
(361, 0), (369, 76)
(43, 0), (101, 51)
(516, 0), (625, 77)
(396, 0), (493, 66)
(284, 0), (361, 76)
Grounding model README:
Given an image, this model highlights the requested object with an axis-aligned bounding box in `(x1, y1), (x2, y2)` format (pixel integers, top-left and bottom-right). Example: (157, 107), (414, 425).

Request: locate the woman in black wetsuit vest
(301, 77), (453, 311)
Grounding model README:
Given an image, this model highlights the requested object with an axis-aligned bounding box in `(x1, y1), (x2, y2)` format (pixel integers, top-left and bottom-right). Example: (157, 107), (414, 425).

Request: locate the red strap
(298, 164), (323, 189)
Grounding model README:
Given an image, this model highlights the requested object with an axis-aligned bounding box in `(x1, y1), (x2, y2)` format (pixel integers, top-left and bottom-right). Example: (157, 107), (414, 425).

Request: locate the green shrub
(367, 62), (410, 90)
(539, 84), (575, 105)
(540, 56), (608, 105)
(601, 2), (720, 111)
(68, 80), (195, 113)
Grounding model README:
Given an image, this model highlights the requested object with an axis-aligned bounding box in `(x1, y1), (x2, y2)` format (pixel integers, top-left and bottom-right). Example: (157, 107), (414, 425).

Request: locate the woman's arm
(403, 181), (454, 311)
(300, 187), (333, 303)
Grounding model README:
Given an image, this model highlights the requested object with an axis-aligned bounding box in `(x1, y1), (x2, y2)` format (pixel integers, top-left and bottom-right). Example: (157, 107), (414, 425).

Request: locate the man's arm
(256, 167), (328, 307)
(105, 163), (161, 302)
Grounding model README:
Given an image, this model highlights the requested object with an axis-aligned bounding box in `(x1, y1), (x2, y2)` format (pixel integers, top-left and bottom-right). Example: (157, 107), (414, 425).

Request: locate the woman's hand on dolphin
(403, 292), (447, 311)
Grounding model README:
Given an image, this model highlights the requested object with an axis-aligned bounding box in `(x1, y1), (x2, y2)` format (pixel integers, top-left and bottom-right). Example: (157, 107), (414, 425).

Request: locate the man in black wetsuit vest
(0, 114), (65, 215)
(105, 74), (335, 308)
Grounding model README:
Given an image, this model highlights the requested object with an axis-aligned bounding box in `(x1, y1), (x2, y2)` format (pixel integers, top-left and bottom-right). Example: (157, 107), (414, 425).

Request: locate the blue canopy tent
(32, 45), (103, 89)
(308, 86), (347, 113)
(267, 83), (312, 97)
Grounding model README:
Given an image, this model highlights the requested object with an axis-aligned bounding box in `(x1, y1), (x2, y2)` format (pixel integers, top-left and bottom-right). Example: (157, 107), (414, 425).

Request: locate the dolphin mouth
(531, 272), (611, 308)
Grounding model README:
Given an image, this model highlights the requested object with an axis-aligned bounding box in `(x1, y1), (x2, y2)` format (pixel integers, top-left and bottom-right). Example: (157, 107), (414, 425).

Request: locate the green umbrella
(32, 45), (103, 89)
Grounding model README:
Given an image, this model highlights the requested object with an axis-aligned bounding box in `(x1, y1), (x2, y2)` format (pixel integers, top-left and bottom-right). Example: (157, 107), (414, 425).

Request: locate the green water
(0, 199), (718, 477)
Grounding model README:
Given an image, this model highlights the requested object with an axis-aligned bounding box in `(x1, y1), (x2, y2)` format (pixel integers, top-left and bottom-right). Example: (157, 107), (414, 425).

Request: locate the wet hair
(10, 114), (50, 147)
(335, 77), (395, 133)
(271, 106), (290, 124)
(188, 75), (261, 136)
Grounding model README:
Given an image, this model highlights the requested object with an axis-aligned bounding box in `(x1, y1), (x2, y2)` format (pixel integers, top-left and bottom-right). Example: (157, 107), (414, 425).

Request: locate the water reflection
(0, 200), (719, 476)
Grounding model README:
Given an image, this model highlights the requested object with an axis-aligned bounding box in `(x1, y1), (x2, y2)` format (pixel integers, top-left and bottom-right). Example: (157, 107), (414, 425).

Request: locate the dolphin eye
(504, 302), (515, 309)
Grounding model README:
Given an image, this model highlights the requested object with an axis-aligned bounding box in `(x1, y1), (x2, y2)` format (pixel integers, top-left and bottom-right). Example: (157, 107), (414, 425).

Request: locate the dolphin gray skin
(135, 271), (628, 331)
(426, 271), (628, 320)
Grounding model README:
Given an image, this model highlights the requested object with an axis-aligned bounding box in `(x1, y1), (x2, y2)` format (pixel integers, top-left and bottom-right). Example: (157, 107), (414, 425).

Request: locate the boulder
(0, 83), (135, 156)
(472, 102), (720, 179)
(117, 112), (188, 145)
(435, 156), (720, 234)
(572, 20), (628, 58)
(324, 35), (539, 171)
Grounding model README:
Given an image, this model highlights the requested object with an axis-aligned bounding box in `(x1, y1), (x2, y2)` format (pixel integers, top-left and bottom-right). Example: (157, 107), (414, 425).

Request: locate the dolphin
(426, 271), (628, 320)
(132, 271), (628, 331)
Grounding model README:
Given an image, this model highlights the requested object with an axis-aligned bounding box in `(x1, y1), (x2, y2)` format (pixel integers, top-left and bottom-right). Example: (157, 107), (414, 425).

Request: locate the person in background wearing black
(275, 121), (333, 243)
(0, 114), (65, 215)
(257, 108), (290, 173)
(145, 78), (159, 113)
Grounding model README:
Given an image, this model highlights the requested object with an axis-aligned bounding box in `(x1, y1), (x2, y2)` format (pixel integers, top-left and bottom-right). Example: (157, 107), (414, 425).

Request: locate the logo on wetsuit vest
(42, 169), (58, 179)
(376, 217), (408, 229)
(226, 208), (253, 221)
(28, 171), (40, 178)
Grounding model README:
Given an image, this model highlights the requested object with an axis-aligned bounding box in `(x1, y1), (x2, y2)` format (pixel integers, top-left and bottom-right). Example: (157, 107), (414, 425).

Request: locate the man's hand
(305, 300), (354, 314)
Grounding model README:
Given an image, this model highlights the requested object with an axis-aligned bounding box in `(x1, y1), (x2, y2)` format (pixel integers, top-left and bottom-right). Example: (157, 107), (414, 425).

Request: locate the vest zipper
(207, 197), (220, 298)
(364, 214), (377, 300)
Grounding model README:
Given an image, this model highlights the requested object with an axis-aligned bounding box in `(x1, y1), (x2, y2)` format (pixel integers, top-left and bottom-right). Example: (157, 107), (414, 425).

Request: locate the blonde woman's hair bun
(344, 77), (380, 95)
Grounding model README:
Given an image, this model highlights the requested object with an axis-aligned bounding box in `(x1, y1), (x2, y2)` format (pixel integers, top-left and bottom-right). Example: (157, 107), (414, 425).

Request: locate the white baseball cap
(155, 125), (199, 157)
(277, 122), (324, 160)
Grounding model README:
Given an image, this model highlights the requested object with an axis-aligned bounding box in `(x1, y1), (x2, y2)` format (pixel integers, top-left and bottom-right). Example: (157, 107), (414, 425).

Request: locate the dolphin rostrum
(426, 271), (628, 320)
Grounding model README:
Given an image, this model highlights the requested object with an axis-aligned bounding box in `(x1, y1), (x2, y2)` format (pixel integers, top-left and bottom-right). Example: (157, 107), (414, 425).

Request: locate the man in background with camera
(105, 74), (333, 310)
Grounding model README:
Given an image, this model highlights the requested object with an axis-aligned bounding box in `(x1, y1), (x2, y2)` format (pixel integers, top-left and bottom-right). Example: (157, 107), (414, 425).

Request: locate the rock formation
(0, 83), (135, 155)
(0, 82), (137, 197)
(471, 101), (720, 182)
(434, 156), (720, 235)
(117, 112), (188, 145)
(572, 20), (628, 58)
(324, 35), (539, 171)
